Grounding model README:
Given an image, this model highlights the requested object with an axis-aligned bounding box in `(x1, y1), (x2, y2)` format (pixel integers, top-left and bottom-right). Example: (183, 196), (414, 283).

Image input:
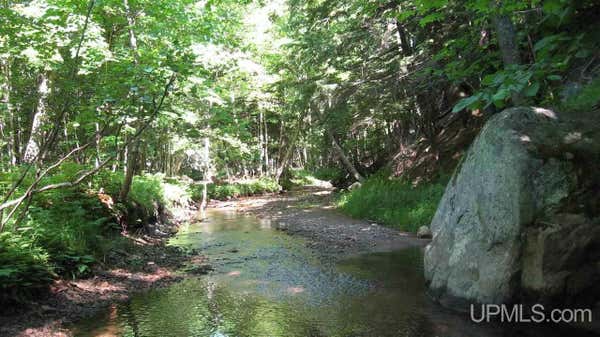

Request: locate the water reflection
(72, 211), (594, 337)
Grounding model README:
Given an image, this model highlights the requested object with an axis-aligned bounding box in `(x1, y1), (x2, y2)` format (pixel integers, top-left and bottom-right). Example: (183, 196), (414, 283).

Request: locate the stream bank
(210, 186), (430, 257)
(0, 203), (205, 337)
(1, 185), (429, 337)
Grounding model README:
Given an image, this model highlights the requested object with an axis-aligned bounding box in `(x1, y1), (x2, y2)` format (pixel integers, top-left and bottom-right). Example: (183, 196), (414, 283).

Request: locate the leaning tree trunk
(327, 130), (364, 182)
(23, 73), (50, 163)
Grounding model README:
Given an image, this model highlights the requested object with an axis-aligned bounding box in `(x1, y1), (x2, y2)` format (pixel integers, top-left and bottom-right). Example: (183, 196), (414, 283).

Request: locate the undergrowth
(337, 174), (449, 232)
(0, 163), (192, 302)
(191, 177), (280, 201)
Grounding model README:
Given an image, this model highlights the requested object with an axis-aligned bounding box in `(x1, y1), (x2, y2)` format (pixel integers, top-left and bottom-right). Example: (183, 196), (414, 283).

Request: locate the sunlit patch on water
(71, 210), (589, 337)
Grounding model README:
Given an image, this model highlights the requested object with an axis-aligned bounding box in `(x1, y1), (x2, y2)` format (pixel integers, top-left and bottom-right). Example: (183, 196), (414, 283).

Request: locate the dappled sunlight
(227, 270), (242, 277)
(520, 135), (531, 143)
(287, 286), (305, 294)
(564, 131), (583, 144)
(533, 107), (558, 119)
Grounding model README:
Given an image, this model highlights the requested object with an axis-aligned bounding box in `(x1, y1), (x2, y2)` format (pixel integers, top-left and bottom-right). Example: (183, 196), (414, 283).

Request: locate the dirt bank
(210, 186), (429, 257)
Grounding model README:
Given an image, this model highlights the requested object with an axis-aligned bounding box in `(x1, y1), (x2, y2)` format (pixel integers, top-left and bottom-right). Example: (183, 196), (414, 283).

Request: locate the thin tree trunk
(119, 0), (140, 200)
(119, 141), (137, 200)
(23, 73), (49, 163)
(493, 13), (523, 105)
(263, 112), (269, 176)
(258, 111), (264, 176)
(199, 137), (210, 219)
(95, 122), (101, 168)
(327, 130), (364, 182)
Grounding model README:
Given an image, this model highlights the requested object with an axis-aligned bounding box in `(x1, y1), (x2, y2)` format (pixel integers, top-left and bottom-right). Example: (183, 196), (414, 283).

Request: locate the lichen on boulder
(424, 106), (600, 312)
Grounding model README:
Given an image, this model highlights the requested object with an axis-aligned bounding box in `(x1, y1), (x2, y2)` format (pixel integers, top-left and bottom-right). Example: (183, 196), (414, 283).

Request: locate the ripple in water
(71, 211), (592, 337)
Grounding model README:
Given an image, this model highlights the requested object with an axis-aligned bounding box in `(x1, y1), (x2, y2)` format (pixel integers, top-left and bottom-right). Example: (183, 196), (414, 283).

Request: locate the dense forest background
(1, 0), (599, 299)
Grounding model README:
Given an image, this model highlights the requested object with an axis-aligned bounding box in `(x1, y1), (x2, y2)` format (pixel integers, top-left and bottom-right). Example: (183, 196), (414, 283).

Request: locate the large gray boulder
(424, 107), (600, 311)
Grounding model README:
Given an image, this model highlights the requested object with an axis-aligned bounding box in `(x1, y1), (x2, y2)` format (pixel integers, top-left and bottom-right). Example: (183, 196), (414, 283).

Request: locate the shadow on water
(71, 210), (596, 337)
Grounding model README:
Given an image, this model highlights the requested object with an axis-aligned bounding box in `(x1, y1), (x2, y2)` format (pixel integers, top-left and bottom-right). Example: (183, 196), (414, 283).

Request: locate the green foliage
(313, 167), (345, 183)
(286, 169), (314, 187)
(561, 78), (600, 112)
(24, 188), (114, 278)
(449, 3), (598, 112)
(0, 232), (54, 297)
(193, 178), (281, 201)
(129, 174), (166, 213)
(0, 164), (197, 297)
(337, 175), (448, 233)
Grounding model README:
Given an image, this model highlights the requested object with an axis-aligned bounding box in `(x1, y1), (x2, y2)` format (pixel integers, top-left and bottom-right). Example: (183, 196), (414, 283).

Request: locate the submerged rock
(424, 107), (600, 312)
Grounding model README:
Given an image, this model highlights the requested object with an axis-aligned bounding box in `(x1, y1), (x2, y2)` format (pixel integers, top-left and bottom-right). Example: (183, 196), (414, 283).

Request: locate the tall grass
(337, 175), (448, 232)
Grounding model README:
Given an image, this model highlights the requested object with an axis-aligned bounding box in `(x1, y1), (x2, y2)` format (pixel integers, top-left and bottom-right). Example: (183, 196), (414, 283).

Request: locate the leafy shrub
(337, 175), (448, 232)
(313, 167), (345, 182)
(129, 174), (165, 213)
(0, 165), (200, 298)
(190, 184), (205, 201)
(163, 181), (193, 209)
(25, 187), (115, 277)
(0, 232), (54, 297)
(94, 169), (124, 196)
(561, 77), (600, 113)
(193, 177), (281, 201)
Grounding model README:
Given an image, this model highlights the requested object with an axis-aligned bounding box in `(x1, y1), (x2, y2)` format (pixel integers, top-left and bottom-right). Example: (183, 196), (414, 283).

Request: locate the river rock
(417, 226), (432, 239)
(424, 107), (600, 311)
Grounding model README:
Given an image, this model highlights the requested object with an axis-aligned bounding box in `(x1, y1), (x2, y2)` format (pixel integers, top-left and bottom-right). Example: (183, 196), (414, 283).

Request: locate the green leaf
(575, 49), (592, 58)
(492, 89), (510, 102)
(77, 264), (89, 274)
(523, 82), (540, 97)
(452, 94), (481, 113)
(419, 13), (444, 27)
(534, 35), (561, 52)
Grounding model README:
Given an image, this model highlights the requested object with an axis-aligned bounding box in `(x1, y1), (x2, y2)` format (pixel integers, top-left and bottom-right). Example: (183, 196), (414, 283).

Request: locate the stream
(71, 210), (586, 337)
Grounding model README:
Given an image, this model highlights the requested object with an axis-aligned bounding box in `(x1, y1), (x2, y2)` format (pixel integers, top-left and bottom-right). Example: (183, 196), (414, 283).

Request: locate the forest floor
(210, 185), (429, 257)
(2, 185), (428, 337)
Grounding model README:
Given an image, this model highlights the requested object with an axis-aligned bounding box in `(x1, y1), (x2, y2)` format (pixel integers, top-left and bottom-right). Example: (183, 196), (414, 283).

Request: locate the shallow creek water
(71, 210), (590, 337)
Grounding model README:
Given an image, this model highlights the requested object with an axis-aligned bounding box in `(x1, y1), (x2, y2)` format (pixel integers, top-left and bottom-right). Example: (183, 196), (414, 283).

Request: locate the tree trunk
(493, 13), (523, 105)
(258, 111), (264, 175)
(327, 130), (364, 182)
(394, 19), (412, 55)
(263, 112), (269, 175)
(23, 73), (49, 163)
(275, 131), (297, 183)
(94, 122), (101, 168)
(119, 0), (140, 200)
(199, 137), (210, 219)
(119, 141), (137, 200)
